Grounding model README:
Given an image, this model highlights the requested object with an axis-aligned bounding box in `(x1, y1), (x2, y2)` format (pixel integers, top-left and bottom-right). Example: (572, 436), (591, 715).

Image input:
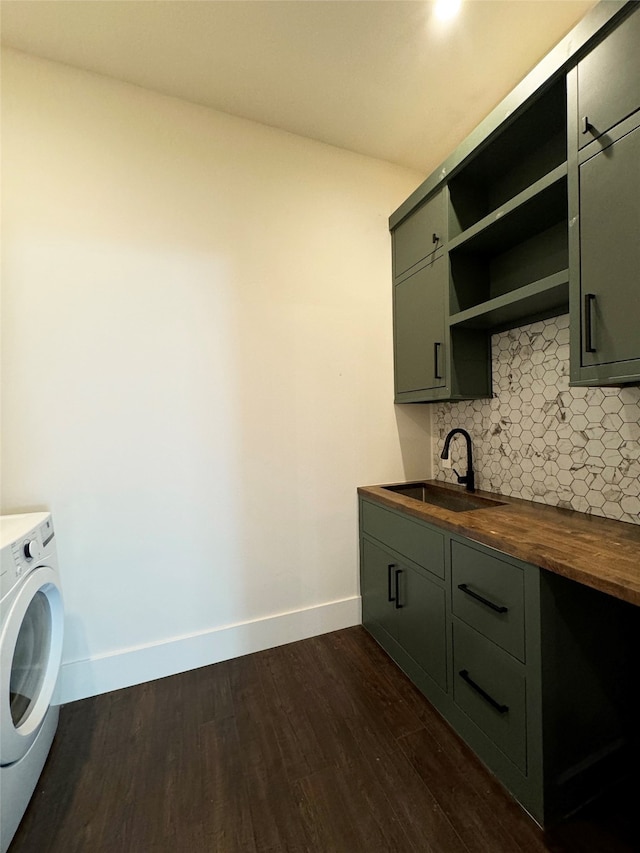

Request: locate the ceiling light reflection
(434, 0), (462, 23)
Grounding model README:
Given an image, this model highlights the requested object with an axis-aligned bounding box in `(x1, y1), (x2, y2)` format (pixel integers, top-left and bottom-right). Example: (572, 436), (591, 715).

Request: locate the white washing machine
(0, 513), (64, 853)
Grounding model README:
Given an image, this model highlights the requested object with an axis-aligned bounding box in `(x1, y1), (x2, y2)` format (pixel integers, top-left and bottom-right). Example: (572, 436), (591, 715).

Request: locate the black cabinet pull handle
(457, 583), (508, 614)
(434, 342), (442, 380)
(582, 116), (591, 135)
(584, 293), (596, 353)
(432, 232), (439, 245)
(387, 564), (397, 602)
(459, 670), (509, 714)
(394, 568), (403, 609)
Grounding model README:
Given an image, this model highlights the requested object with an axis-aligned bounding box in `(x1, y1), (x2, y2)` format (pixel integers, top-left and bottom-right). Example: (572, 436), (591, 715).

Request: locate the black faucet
(440, 428), (475, 493)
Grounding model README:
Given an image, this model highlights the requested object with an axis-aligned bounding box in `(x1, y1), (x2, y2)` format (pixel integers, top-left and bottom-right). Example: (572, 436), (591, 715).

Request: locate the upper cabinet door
(393, 190), (445, 279)
(393, 256), (446, 398)
(578, 8), (640, 149)
(579, 121), (640, 369)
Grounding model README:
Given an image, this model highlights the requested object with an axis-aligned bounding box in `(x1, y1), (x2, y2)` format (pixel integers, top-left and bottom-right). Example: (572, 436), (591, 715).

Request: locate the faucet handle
(453, 468), (465, 484)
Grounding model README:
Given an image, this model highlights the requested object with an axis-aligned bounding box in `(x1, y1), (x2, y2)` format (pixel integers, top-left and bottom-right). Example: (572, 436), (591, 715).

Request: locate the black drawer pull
(584, 293), (596, 353)
(457, 583), (508, 614)
(459, 670), (509, 714)
(394, 568), (404, 609)
(387, 564), (397, 602)
(581, 115), (591, 135)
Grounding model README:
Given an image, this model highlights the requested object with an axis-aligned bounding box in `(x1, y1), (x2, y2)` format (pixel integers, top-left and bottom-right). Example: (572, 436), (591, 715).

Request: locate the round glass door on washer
(11, 590), (53, 727)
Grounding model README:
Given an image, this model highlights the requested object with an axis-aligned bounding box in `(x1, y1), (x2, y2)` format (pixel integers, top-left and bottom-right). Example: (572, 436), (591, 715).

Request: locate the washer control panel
(0, 513), (55, 598)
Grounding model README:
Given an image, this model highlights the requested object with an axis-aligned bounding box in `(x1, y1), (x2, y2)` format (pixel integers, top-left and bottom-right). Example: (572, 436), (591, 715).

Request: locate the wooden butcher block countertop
(358, 480), (640, 607)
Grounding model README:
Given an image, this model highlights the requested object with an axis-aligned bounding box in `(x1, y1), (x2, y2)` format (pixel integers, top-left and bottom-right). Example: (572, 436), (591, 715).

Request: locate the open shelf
(448, 78), (567, 238)
(449, 206), (568, 317)
(447, 165), (567, 255)
(448, 270), (569, 331)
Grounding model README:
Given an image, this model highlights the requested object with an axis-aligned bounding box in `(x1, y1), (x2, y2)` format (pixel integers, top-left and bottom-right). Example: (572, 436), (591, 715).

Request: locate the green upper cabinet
(577, 7), (640, 150)
(389, 1), (640, 397)
(577, 121), (640, 373)
(391, 188), (491, 404)
(569, 3), (640, 385)
(393, 255), (446, 399)
(392, 190), (444, 279)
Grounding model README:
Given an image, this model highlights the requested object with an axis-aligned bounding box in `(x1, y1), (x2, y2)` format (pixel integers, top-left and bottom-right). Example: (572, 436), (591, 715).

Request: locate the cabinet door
(396, 565), (447, 691)
(578, 8), (640, 149)
(393, 190), (444, 278)
(361, 538), (400, 641)
(394, 256), (446, 396)
(579, 122), (640, 368)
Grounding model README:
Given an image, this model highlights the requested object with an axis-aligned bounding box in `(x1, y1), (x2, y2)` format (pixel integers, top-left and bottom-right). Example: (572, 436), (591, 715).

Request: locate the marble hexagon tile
(432, 314), (640, 526)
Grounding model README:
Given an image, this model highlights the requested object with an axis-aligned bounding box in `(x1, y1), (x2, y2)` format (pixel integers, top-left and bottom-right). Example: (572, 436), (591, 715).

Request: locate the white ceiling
(0, 0), (597, 174)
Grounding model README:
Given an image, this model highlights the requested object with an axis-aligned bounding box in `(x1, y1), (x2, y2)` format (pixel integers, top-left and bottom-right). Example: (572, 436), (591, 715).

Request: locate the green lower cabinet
(361, 538), (398, 641)
(360, 537), (447, 696)
(451, 539), (525, 661)
(361, 499), (444, 579)
(359, 497), (638, 827)
(396, 562), (447, 692)
(452, 619), (527, 774)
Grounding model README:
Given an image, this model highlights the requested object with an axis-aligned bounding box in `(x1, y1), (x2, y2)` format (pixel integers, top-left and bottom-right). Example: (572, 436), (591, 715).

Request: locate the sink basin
(383, 482), (506, 513)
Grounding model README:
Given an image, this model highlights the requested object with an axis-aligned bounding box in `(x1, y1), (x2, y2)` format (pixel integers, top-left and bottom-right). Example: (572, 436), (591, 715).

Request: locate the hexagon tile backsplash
(432, 314), (640, 526)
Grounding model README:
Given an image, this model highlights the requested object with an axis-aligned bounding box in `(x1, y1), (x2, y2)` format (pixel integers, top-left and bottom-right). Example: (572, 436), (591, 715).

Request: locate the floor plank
(9, 626), (639, 852)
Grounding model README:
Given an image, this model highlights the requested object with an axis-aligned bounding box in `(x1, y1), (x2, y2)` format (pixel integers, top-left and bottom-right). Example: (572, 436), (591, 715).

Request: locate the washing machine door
(0, 566), (64, 765)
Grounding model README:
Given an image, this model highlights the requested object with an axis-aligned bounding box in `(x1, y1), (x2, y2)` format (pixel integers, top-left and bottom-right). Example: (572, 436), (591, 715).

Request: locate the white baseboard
(57, 596), (361, 703)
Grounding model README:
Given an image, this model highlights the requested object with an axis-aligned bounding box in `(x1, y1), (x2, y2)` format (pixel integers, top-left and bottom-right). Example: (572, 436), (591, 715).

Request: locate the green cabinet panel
(397, 565), (447, 691)
(537, 571), (639, 818)
(391, 80), (571, 403)
(389, 5), (640, 395)
(393, 256), (446, 397)
(361, 538), (399, 641)
(452, 618), (527, 774)
(578, 121), (640, 370)
(577, 7), (640, 149)
(359, 495), (638, 826)
(393, 190), (444, 279)
(361, 500), (445, 579)
(451, 540), (525, 662)
(359, 514), (447, 693)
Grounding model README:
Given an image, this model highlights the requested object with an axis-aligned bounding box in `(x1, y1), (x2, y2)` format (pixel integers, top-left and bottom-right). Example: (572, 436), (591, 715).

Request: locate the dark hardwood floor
(11, 627), (639, 852)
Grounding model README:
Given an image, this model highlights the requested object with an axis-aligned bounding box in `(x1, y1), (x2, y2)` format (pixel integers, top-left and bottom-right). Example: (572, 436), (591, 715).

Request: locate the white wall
(1, 49), (431, 701)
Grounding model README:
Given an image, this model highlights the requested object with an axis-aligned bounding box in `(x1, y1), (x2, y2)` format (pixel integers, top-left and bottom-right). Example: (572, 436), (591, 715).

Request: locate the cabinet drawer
(393, 190), (444, 278)
(453, 620), (527, 773)
(578, 8), (640, 149)
(361, 501), (445, 579)
(451, 540), (525, 661)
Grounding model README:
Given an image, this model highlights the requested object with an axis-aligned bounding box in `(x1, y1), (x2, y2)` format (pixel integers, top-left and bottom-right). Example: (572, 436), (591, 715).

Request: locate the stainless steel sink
(382, 482), (506, 513)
